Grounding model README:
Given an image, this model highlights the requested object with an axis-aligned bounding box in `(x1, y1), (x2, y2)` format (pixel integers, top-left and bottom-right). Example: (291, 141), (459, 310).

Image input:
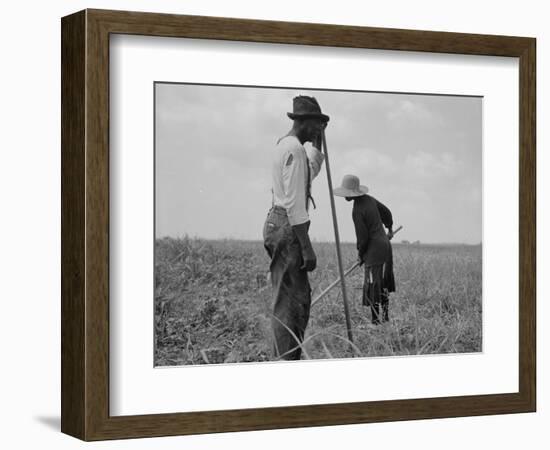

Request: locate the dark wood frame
(61, 9), (536, 441)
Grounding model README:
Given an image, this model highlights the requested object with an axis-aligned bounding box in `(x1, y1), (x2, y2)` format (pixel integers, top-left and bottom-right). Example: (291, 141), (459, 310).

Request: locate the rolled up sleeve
(306, 145), (325, 180)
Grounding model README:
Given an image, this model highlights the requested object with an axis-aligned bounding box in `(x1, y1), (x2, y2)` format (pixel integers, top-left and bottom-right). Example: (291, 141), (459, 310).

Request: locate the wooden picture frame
(61, 9), (536, 441)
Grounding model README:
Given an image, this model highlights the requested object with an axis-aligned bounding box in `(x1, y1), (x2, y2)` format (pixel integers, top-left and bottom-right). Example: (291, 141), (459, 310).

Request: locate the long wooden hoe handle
(321, 129), (354, 343)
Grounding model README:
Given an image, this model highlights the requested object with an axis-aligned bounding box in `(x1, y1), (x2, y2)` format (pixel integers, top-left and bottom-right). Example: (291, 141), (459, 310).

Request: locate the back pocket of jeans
(263, 221), (277, 240)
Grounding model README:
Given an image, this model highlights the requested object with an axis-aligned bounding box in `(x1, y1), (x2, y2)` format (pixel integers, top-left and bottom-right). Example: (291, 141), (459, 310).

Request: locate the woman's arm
(376, 199), (394, 237)
(352, 207), (369, 262)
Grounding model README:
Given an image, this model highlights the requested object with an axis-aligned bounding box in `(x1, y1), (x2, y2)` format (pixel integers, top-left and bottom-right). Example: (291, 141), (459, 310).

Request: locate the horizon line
(155, 236), (482, 246)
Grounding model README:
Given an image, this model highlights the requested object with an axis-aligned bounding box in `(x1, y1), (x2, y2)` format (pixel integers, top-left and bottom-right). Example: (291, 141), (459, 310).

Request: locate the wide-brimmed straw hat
(287, 96), (330, 122)
(333, 174), (369, 197)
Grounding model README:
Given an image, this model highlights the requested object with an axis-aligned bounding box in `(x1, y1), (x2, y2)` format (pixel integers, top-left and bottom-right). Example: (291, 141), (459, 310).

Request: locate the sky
(155, 83), (482, 244)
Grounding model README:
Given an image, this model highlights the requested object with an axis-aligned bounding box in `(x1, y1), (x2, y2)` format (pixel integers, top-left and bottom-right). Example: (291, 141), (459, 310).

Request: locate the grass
(154, 237), (482, 366)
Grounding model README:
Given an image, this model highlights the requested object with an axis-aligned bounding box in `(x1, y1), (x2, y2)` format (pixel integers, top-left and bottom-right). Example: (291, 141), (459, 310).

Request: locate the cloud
(404, 150), (461, 178)
(155, 84), (482, 243)
(332, 147), (396, 180)
(387, 99), (438, 122)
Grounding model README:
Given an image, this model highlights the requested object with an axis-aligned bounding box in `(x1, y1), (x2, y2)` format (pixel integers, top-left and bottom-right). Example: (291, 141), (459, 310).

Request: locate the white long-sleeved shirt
(271, 135), (325, 225)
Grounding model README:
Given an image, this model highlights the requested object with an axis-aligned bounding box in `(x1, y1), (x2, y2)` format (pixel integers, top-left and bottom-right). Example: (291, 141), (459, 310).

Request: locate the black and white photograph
(4, 0), (542, 446)
(154, 82), (482, 366)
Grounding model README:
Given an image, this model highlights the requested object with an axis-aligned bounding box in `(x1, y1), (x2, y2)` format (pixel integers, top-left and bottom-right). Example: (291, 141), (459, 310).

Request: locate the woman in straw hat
(333, 175), (396, 324)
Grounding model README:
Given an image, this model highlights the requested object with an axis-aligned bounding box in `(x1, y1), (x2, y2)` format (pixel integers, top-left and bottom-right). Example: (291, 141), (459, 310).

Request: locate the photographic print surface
(154, 82), (482, 366)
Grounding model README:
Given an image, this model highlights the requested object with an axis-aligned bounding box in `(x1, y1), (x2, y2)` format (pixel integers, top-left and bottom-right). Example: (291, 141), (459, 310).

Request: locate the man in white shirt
(263, 96), (329, 360)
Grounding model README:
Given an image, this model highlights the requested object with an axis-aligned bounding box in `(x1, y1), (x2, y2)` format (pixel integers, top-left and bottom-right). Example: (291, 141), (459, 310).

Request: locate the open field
(154, 237), (482, 366)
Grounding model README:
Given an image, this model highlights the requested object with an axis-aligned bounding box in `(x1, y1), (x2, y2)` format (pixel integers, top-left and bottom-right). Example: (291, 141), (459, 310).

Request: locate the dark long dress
(351, 195), (396, 321)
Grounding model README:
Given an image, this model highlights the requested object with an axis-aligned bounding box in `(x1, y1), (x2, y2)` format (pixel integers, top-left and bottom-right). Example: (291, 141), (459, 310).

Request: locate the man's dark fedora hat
(287, 95), (330, 122)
